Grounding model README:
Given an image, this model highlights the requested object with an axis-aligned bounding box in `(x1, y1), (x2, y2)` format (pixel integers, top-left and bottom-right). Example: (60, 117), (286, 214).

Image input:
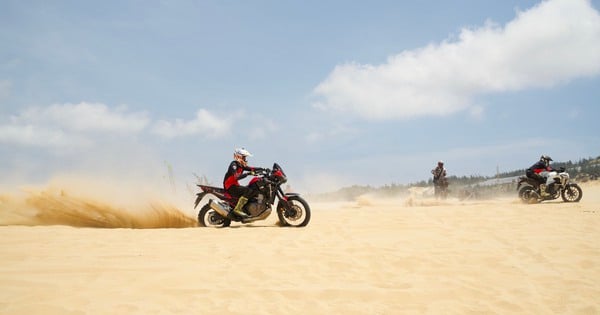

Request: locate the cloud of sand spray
(349, 187), (449, 208)
(0, 176), (198, 228)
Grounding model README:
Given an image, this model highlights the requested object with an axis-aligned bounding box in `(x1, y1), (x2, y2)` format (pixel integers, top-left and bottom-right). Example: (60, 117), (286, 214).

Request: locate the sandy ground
(1, 181), (599, 314)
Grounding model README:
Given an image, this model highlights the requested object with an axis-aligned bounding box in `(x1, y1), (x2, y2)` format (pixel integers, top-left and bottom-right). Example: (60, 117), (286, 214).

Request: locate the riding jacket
(223, 160), (260, 190)
(431, 166), (446, 182)
(528, 161), (552, 174)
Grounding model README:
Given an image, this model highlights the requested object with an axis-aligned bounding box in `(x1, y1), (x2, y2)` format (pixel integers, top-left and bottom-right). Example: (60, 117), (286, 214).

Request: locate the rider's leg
(539, 183), (548, 196)
(228, 186), (250, 217)
(232, 196), (249, 217)
(538, 171), (549, 196)
(233, 186), (261, 216)
(545, 172), (557, 186)
(544, 171), (557, 194)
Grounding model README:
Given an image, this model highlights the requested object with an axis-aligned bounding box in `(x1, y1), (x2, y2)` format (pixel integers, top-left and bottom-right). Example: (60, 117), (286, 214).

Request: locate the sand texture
(1, 182), (599, 314)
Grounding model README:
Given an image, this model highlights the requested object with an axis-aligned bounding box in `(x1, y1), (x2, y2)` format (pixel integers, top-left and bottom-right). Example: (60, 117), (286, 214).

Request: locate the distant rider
(431, 160), (447, 185)
(223, 148), (265, 218)
(527, 155), (556, 196)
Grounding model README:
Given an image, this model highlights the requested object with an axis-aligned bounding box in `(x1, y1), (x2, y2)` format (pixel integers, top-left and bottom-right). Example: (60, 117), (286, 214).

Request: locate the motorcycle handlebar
(248, 168), (271, 176)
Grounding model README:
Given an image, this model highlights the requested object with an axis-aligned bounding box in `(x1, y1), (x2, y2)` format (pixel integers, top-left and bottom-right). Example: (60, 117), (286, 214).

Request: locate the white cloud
(0, 103), (233, 149)
(17, 102), (149, 133)
(313, 0), (600, 120)
(0, 124), (90, 148)
(152, 108), (233, 138)
(0, 102), (149, 148)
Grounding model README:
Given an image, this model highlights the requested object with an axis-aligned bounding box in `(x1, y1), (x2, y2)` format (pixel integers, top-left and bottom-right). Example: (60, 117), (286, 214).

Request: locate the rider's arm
(243, 166), (265, 174)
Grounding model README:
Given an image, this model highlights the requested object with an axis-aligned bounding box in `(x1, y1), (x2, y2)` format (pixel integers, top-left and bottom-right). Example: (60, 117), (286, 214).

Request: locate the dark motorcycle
(433, 178), (449, 199)
(194, 163), (311, 227)
(517, 167), (582, 203)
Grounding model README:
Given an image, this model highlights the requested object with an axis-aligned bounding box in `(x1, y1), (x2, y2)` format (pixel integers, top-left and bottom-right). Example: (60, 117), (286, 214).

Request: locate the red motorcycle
(194, 163), (311, 227)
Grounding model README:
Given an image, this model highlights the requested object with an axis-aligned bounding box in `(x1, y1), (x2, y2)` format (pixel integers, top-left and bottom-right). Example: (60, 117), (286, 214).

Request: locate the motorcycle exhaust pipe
(209, 199), (231, 218)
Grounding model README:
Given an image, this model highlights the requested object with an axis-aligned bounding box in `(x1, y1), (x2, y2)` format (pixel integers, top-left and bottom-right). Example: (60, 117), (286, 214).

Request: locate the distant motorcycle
(194, 163), (311, 227)
(433, 178), (449, 199)
(517, 167), (582, 203)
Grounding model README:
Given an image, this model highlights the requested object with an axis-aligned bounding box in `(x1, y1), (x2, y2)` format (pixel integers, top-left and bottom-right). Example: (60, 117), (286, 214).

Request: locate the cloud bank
(16, 103), (150, 133)
(0, 103), (233, 148)
(313, 0), (600, 120)
(152, 109), (232, 139)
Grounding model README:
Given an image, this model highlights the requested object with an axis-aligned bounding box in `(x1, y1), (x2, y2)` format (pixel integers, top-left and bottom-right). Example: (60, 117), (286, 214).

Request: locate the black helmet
(540, 155), (553, 165)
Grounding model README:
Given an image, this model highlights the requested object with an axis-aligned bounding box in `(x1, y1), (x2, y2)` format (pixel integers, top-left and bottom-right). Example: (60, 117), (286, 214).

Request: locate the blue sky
(1, 0), (600, 194)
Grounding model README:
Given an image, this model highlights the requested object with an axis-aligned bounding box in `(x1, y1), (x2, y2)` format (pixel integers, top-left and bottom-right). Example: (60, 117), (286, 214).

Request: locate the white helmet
(234, 147), (252, 166)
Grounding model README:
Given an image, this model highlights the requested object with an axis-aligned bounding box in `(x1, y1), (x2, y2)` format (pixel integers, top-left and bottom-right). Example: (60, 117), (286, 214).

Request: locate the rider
(431, 160), (447, 185)
(527, 155), (556, 196)
(223, 148), (265, 218)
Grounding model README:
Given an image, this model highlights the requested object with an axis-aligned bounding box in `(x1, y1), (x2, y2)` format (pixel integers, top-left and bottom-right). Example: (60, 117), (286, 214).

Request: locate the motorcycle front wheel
(277, 196), (311, 227)
(434, 185), (448, 199)
(198, 203), (231, 228)
(561, 184), (583, 202)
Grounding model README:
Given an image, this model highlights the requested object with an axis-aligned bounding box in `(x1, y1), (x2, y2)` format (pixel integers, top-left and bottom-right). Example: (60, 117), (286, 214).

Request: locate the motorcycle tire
(561, 184), (583, 203)
(518, 186), (539, 204)
(198, 203), (231, 228)
(277, 195), (311, 227)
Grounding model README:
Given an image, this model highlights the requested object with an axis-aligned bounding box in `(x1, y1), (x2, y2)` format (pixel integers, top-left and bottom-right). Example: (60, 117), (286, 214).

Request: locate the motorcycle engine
(246, 194), (267, 217)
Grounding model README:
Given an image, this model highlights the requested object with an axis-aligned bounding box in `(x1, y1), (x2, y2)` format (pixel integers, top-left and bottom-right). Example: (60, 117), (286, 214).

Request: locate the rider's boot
(232, 196), (249, 217)
(539, 184), (548, 197)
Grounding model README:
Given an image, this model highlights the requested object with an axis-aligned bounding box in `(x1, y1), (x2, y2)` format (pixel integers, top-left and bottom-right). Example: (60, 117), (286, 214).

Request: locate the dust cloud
(0, 176), (198, 228)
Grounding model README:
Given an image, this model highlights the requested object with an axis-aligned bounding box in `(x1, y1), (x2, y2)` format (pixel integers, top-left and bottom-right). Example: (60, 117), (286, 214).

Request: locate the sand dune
(1, 181), (599, 314)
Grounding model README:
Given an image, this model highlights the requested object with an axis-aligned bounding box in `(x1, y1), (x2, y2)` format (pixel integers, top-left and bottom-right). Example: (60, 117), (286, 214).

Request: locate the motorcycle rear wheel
(518, 186), (539, 203)
(198, 203), (231, 228)
(561, 184), (582, 202)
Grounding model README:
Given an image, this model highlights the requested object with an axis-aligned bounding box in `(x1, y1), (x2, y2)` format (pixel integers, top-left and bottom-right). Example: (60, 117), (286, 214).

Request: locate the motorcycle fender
(516, 181), (531, 191)
(565, 183), (579, 190)
(194, 192), (209, 209)
(516, 177), (529, 190)
(279, 192), (302, 202)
